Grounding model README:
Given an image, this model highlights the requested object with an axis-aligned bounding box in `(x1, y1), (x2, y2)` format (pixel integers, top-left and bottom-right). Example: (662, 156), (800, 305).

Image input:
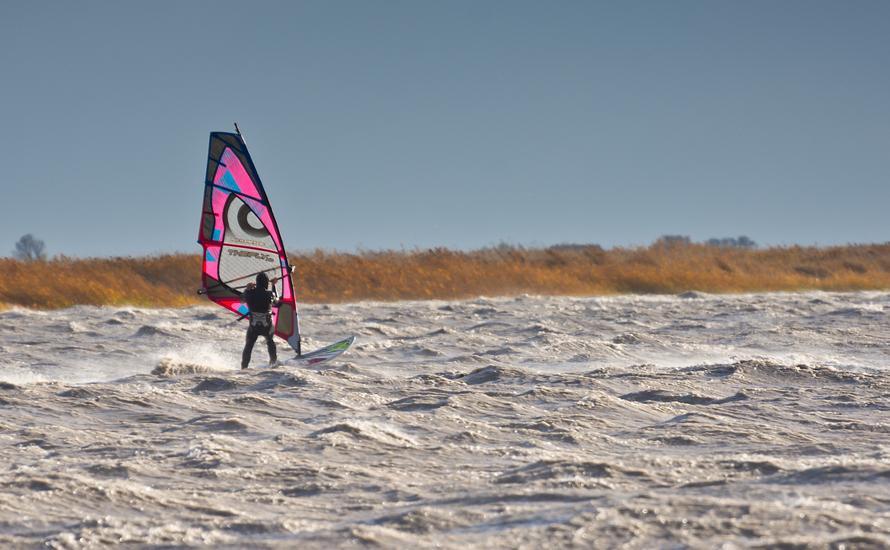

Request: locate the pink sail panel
(198, 131), (301, 352)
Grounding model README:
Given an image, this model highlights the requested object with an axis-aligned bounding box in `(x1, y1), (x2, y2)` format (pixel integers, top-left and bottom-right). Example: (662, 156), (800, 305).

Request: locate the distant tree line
(546, 235), (758, 251)
(657, 235), (757, 249)
(704, 236), (756, 249)
(656, 235), (692, 246)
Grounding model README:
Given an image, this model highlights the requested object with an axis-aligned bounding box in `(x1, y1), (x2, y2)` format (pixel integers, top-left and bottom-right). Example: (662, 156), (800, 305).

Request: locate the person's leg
(242, 327), (260, 369)
(265, 328), (277, 364)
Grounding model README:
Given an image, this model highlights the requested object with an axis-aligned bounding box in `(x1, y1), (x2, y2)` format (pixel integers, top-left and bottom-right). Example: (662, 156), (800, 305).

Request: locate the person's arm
(269, 277), (281, 306)
(241, 282), (256, 303)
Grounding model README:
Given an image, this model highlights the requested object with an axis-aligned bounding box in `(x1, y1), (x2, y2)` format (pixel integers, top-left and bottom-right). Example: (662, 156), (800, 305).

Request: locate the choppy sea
(2, 292), (889, 548)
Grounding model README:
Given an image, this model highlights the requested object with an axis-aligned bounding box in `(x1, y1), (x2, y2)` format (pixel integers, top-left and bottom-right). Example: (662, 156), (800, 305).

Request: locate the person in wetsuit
(241, 272), (279, 369)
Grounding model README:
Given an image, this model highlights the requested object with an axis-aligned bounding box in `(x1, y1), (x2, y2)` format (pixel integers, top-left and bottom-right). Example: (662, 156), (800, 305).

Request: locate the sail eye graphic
(223, 195), (270, 240)
(236, 203), (269, 238)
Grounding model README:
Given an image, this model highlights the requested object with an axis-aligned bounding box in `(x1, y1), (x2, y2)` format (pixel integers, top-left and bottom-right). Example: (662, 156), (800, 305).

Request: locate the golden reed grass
(1, 243), (889, 309)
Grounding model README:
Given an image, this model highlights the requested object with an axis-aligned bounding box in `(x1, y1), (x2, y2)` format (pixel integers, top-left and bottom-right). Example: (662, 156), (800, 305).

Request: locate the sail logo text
(226, 249), (276, 263)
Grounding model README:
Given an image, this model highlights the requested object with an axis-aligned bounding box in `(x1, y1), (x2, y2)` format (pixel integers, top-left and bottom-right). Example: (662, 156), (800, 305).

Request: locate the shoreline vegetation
(1, 242), (890, 310)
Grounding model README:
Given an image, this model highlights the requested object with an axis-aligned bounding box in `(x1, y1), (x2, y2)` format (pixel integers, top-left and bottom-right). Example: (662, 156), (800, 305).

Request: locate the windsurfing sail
(198, 125), (302, 354)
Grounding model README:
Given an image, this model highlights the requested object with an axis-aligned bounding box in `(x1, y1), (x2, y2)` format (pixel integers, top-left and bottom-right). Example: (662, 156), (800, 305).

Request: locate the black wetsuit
(241, 287), (278, 369)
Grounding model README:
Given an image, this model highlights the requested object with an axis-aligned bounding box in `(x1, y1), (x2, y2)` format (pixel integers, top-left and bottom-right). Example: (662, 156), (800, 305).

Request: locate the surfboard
(282, 336), (356, 366)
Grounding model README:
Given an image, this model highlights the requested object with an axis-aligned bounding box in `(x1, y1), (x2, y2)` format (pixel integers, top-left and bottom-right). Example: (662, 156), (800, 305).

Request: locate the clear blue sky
(2, 1), (888, 257)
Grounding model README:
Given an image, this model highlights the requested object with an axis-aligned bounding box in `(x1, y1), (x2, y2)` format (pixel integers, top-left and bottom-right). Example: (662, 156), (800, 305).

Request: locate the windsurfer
(241, 272), (279, 369)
